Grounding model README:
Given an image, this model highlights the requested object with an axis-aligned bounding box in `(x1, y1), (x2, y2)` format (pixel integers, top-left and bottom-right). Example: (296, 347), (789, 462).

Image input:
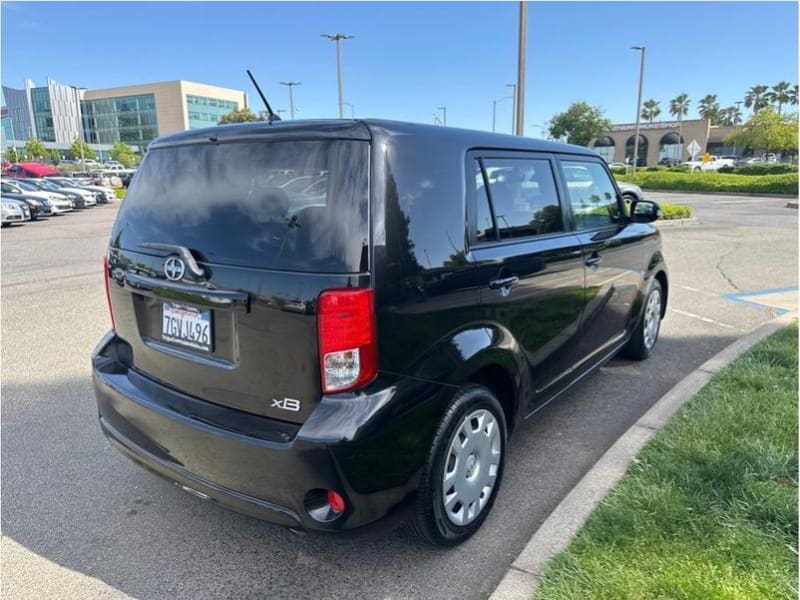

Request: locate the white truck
(683, 155), (736, 172)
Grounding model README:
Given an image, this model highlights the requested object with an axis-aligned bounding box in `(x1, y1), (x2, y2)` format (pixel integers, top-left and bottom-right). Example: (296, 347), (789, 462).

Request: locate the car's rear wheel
(622, 279), (663, 360)
(410, 385), (507, 546)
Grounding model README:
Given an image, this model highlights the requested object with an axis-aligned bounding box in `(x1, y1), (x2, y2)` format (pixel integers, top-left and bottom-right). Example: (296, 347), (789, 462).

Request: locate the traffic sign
(687, 140), (701, 159)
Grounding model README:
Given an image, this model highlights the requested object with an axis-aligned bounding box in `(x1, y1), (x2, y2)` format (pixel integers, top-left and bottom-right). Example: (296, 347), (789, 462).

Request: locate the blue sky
(2, 1), (797, 135)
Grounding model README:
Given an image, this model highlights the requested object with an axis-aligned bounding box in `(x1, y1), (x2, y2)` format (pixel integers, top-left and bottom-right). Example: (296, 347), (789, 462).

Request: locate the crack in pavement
(716, 242), (742, 292)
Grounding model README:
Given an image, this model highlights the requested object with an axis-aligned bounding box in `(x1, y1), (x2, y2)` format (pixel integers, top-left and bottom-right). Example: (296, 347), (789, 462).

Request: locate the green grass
(615, 171), (798, 195)
(659, 203), (693, 220)
(536, 323), (799, 600)
(115, 188), (126, 199)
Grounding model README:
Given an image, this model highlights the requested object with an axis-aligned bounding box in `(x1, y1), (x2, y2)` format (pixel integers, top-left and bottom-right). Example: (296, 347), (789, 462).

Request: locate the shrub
(115, 188), (126, 199)
(667, 164), (690, 173)
(610, 166), (627, 175)
(645, 166), (661, 172)
(735, 163), (797, 175)
(717, 165), (736, 174)
(615, 171), (798, 195)
(660, 203), (693, 220)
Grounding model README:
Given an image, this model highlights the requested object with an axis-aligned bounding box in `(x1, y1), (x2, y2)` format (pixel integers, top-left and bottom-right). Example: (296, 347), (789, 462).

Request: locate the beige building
(82, 80), (248, 151)
(591, 118), (738, 165)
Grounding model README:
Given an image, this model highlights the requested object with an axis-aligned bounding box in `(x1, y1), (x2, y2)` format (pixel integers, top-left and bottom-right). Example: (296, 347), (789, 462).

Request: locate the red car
(3, 162), (60, 178)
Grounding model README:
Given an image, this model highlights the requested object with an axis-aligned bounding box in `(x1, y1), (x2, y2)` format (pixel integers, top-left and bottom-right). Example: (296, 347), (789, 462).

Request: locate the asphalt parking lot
(2, 194), (797, 600)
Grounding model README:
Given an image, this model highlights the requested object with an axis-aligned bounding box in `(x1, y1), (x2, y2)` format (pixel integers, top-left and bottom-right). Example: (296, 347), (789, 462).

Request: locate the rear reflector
(103, 254), (116, 331)
(326, 490), (346, 514)
(318, 288), (377, 393)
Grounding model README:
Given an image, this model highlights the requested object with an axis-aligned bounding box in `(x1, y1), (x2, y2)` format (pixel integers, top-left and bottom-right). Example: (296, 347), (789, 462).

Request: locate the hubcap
(643, 288), (662, 350)
(442, 408), (502, 526)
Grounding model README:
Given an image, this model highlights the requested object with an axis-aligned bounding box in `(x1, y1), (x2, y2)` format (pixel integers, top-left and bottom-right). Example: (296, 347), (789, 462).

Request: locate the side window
(474, 160), (495, 242)
(561, 160), (622, 230)
(482, 158), (563, 240)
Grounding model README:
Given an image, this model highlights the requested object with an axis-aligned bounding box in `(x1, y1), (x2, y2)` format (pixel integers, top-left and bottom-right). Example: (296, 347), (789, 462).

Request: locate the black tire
(410, 385), (507, 546)
(622, 280), (663, 360)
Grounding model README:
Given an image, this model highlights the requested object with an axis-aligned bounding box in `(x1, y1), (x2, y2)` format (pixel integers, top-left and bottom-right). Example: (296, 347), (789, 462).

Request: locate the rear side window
(473, 157), (563, 241)
(561, 160), (622, 230)
(113, 140), (369, 273)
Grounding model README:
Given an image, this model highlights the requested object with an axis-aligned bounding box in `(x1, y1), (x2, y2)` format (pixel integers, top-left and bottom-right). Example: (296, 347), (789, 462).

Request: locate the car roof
(148, 118), (597, 157)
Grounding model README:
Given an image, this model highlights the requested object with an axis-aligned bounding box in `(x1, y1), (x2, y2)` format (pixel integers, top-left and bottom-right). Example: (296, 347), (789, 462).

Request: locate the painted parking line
(723, 286), (799, 316)
(668, 308), (739, 330)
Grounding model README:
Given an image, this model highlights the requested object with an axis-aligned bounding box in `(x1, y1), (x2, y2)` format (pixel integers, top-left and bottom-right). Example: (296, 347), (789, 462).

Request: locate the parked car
(2, 192), (51, 219)
(658, 157), (681, 167)
(683, 155), (735, 171)
(93, 120), (668, 546)
(29, 178), (97, 206)
(606, 161), (628, 170)
(18, 178), (86, 209)
(1, 180), (73, 213)
(2, 161), (60, 178)
(46, 176), (115, 203)
(1, 197), (30, 226)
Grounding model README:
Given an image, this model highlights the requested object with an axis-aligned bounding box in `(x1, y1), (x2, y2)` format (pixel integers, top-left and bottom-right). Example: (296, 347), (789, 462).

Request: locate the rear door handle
(489, 275), (519, 291)
(585, 253), (602, 268)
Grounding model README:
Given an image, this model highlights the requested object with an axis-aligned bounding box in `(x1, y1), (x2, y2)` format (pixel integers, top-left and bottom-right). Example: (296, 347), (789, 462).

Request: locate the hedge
(615, 171), (798, 195)
(717, 163), (798, 175)
(660, 203), (693, 220)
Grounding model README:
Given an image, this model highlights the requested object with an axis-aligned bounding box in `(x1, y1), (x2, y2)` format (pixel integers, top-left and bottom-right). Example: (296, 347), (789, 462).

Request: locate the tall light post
(515, 1), (527, 136)
(321, 33), (354, 118)
(506, 84), (517, 134)
(279, 81), (301, 119)
(70, 85), (86, 170)
(631, 45), (646, 175)
(437, 106), (447, 126)
(492, 96), (512, 132)
(342, 102), (355, 119)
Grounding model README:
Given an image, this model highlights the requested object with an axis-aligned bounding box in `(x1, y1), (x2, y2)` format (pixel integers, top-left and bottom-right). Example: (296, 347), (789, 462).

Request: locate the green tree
(548, 101), (612, 147)
(109, 142), (140, 167)
(698, 94), (721, 124)
(48, 148), (62, 162)
(766, 81), (793, 115)
(217, 108), (264, 124)
(640, 99), (661, 123)
(669, 93), (690, 120)
(68, 138), (96, 161)
(25, 138), (48, 160)
(3, 147), (20, 162)
(744, 85), (770, 113)
(788, 84), (798, 109)
(718, 106), (743, 127)
(725, 107), (798, 155)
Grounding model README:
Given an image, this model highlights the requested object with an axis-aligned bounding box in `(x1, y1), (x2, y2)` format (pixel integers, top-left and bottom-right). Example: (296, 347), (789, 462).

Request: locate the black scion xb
(93, 119), (667, 545)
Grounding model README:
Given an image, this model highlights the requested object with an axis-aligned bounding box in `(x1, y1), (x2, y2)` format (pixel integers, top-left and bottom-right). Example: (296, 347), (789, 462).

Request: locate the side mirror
(630, 199), (661, 223)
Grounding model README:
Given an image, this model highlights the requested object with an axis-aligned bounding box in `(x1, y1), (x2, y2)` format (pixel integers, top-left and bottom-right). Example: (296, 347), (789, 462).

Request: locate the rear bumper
(92, 332), (450, 532)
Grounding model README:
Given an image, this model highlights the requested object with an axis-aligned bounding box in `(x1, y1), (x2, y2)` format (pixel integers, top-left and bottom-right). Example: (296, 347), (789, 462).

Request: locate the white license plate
(161, 303), (212, 352)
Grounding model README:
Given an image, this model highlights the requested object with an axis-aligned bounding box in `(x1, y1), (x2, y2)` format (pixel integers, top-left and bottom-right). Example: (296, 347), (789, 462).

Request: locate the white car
(1, 180), (65, 208)
(1, 198), (30, 226)
(31, 179), (97, 206)
(47, 177), (115, 203)
(683, 155), (735, 172)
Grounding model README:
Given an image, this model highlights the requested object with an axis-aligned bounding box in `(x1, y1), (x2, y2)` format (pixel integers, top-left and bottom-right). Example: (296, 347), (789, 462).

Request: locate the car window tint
(562, 161), (622, 230)
(482, 158), (563, 239)
(474, 160), (495, 241)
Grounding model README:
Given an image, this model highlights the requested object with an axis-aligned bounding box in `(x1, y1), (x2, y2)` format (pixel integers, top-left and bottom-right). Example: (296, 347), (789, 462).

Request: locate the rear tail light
(317, 288), (377, 393)
(103, 253), (116, 331)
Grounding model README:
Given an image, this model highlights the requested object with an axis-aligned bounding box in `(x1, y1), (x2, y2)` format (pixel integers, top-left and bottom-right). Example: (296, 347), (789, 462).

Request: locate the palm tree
(698, 94), (720, 123)
(744, 85), (770, 113)
(640, 99), (661, 123)
(789, 84), (798, 109)
(767, 81), (793, 115)
(718, 106), (742, 127)
(669, 93), (690, 160)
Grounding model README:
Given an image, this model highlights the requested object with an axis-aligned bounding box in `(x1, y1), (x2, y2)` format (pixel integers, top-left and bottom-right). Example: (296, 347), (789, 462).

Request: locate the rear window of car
(113, 139), (370, 273)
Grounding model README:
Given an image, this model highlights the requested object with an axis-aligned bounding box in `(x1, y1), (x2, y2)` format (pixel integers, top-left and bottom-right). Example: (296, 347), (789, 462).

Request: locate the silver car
(2, 197), (31, 226)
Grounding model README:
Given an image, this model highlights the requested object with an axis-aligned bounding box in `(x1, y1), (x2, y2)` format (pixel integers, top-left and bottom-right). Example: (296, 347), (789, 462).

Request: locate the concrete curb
(489, 313), (796, 600)
(655, 217), (699, 227)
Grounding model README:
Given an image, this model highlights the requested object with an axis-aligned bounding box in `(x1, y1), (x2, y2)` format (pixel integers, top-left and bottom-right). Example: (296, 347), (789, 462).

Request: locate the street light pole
(515, 1), (527, 136)
(71, 85), (85, 170)
(506, 84), (517, 134)
(321, 33), (354, 118)
(343, 102), (355, 119)
(280, 82), (301, 119)
(631, 45), (646, 175)
(438, 106), (447, 126)
(492, 96), (512, 132)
